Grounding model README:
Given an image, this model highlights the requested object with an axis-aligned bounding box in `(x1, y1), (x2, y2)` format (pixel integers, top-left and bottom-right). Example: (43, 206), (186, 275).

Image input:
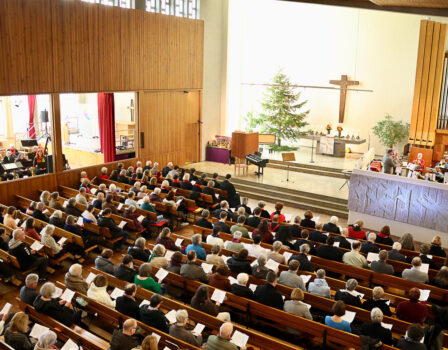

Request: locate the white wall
(200, 0), (229, 158)
(114, 92), (135, 122)
(220, 0), (448, 154)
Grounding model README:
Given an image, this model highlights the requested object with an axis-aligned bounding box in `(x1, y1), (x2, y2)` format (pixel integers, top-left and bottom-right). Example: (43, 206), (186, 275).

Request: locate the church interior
(0, 0), (448, 349)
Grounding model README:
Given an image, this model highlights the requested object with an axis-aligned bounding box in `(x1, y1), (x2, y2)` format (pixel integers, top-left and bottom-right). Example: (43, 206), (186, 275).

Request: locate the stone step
(268, 159), (344, 173)
(266, 160), (346, 179)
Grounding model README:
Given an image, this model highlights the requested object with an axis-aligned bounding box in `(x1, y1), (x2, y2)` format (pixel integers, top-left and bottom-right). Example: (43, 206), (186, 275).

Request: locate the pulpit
(231, 132), (259, 176)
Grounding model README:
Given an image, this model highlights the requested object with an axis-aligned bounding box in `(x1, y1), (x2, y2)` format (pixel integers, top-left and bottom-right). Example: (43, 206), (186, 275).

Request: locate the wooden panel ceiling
(370, 0), (448, 8)
(282, 0), (448, 15)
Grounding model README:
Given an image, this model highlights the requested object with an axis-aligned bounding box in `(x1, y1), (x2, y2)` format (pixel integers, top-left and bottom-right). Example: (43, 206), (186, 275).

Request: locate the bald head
(220, 322), (233, 339)
(13, 229), (24, 240)
(123, 319), (137, 335)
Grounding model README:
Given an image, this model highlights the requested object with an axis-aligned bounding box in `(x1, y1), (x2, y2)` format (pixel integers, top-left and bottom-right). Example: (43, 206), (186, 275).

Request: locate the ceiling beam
(279, 0), (448, 16)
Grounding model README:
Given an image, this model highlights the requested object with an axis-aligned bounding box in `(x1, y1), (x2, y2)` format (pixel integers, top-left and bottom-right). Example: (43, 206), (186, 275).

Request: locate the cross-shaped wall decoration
(329, 75), (359, 123)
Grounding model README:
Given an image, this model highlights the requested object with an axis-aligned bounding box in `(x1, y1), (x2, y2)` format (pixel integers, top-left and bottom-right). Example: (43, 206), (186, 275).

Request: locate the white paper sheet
(30, 323), (50, 339)
(352, 290), (364, 299)
(341, 310), (356, 323)
(117, 203), (124, 210)
(118, 221), (127, 229)
(165, 250), (174, 261)
(86, 272), (96, 284)
(228, 276), (237, 285)
(284, 214), (292, 222)
(91, 188), (97, 195)
(221, 255), (229, 263)
(151, 332), (161, 343)
(21, 220), (27, 228)
(61, 338), (81, 350)
(165, 310), (177, 324)
(307, 255), (312, 261)
(420, 263), (429, 274)
(76, 217), (84, 226)
(43, 209), (49, 214)
(230, 330), (249, 348)
(60, 289), (75, 303)
(211, 289), (226, 304)
(201, 263), (214, 274)
(250, 259), (258, 267)
(137, 199), (144, 205)
(419, 289), (430, 301)
(139, 299), (150, 307)
(0, 303), (12, 315)
(110, 288), (124, 299)
(300, 275), (312, 284)
(192, 323), (205, 336)
(313, 216), (320, 224)
(381, 322), (393, 330)
(427, 255), (433, 259)
(265, 259), (279, 271)
(333, 242), (340, 247)
(15, 218), (20, 225)
(283, 251), (292, 262)
(137, 215), (145, 223)
(30, 241), (44, 251)
(63, 201), (68, 208)
(367, 252), (379, 262)
(58, 237), (67, 245)
(249, 284), (257, 292)
(175, 238), (183, 247)
(155, 268), (168, 282)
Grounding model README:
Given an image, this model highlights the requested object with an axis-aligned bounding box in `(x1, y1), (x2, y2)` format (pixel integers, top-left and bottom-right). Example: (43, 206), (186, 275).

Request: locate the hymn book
(231, 330), (249, 348)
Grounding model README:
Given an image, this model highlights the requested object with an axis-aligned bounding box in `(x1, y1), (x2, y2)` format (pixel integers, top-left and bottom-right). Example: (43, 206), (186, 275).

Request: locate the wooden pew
(16, 298), (110, 350)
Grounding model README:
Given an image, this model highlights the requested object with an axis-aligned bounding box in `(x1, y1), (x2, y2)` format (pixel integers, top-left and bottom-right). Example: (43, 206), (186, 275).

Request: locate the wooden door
(137, 90), (201, 166)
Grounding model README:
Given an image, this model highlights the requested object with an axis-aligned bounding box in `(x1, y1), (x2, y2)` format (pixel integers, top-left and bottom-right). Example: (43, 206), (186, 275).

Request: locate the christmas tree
(259, 71), (309, 149)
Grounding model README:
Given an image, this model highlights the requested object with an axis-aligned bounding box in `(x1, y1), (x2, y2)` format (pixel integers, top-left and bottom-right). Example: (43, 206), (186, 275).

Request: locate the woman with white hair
(224, 231), (244, 253)
(360, 308), (394, 345)
(323, 216), (341, 234)
(230, 272), (254, 299)
(148, 244), (168, 269)
(361, 286), (392, 316)
(160, 180), (170, 193)
(100, 166), (109, 179)
(149, 187), (163, 203)
(41, 224), (83, 260)
(49, 210), (65, 228)
(308, 269), (331, 299)
(181, 173), (193, 190)
(169, 309), (203, 346)
(267, 241), (286, 264)
(33, 282), (81, 326)
(334, 278), (362, 308)
(34, 330), (57, 350)
(251, 254), (270, 279)
(128, 237), (150, 261)
(64, 263), (88, 294)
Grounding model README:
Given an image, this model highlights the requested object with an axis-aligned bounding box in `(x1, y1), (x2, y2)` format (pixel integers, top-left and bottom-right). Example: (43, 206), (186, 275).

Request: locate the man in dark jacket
(213, 211), (230, 234)
(20, 273), (39, 304)
(162, 162), (173, 177)
(274, 223), (294, 249)
(334, 279), (362, 308)
(139, 294), (170, 333)
(230, 273), (254, 299)
(195, 209), (213, 229)
(388, 242), (407, 262)
(64, 198), (83, 217)
(214, 200), (233, 219)
(254, 271), (284, 310)
(370, 250), (394, 275)
(293, 230), (316, 255)
(97, 208), (130, 250)
(203, 181), (219, 203)
(109, 319), (139, 350)
(309, 222), (328, 243)
(116, 283), (140, 320)
(334, 228), (352, 250)
(323, 217), (341, 234)
(289, 244), (314, 272)
(219, 174), (240, 208)
(361, 233), (380, 255)
(246, 207), (262, 228)
(114, 255), (136, 283)
(8, 229), (47, 280)
(316, 236), (344, 262)
(32, 202), (49, 223)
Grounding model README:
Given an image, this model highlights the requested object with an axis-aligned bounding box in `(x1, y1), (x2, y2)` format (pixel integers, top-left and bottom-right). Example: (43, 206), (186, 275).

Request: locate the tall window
(81, 0), (200, 18)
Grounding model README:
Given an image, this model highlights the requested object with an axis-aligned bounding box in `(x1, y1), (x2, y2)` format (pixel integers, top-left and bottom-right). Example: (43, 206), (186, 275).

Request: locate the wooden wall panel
(138, 91), (201, 167)
(409, 20), (447, 147)
(0, 0), (204, 95)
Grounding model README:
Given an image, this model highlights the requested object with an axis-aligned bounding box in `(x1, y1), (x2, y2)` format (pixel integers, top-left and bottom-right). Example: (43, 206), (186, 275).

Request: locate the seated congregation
(0, 160), (447, 350)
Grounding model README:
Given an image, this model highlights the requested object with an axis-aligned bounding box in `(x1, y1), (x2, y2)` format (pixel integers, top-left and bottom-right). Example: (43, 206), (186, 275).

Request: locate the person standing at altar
(382, 149), (395, 174)
(412, 153), (425, 173)
(220, 174), (240, 208)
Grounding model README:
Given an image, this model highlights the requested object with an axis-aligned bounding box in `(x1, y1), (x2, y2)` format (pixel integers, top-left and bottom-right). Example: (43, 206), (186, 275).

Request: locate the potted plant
(337, 125), (343, 138)
(372, 115), (410, 148)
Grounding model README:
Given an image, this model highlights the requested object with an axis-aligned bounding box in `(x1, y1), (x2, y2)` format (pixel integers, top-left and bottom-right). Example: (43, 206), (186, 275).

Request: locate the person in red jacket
(270, 202), (286, 223)
(348, 220), (366, 240)
(396, 288), (429, 325)
(99, 167), (109, 179)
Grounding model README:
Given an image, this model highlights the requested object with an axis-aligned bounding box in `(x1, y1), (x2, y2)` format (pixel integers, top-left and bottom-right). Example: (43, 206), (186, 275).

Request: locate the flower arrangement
(326, 124), (332, 131)
(337, 125), (343, 132)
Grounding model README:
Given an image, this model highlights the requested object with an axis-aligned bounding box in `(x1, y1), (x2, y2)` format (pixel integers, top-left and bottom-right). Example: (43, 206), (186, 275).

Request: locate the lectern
(231, 132), (259, 176)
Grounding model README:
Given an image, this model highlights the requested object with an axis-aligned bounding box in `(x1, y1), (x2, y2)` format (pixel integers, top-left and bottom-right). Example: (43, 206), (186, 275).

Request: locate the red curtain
(97, 93), (116, 163)
(27, 95), (36, 139)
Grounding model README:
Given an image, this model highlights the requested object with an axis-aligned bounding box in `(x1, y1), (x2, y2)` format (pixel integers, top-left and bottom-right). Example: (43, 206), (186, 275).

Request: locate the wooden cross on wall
(330, 75), (359, 123)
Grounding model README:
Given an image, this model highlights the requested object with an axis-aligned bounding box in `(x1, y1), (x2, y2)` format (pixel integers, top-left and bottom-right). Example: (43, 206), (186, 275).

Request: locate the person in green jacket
(134, 263), (162, 293)
(140, 196), (157, 214)
(206, 322), (239, 350)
